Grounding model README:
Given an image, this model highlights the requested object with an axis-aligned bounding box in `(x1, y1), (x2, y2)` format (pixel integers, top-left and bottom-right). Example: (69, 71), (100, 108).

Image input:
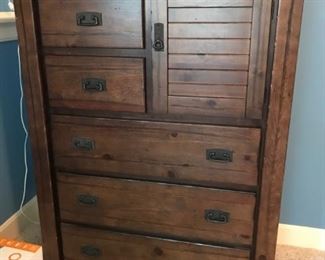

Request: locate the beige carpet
(18, 225), (325, 260)
(276, 245), (325, 260)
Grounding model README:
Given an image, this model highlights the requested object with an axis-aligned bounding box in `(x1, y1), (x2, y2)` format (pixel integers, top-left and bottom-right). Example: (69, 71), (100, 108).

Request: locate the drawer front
(51, 116), (261, 187)
(38, 1), (144, 48)
(61, 223), (250, 260)
(58, 173), (256, 246)
(46, 56), (145, 113)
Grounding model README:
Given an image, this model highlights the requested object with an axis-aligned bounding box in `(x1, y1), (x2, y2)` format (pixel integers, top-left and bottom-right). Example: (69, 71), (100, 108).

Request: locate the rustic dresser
(14, 0), (304, 259)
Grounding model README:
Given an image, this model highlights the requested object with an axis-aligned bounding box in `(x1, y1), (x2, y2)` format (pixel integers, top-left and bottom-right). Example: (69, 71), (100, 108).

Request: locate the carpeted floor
(276, 245), (325, 260)
(16, 224), (325, 259)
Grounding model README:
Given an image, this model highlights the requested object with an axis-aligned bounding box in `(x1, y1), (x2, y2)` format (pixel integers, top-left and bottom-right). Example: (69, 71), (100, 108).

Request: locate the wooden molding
(0, 12), (17, 42)
(14, 1), (61, 259)
(278, 224), (325, 251)
(0, 197), (39, 239)
(255, 0), (305, 259)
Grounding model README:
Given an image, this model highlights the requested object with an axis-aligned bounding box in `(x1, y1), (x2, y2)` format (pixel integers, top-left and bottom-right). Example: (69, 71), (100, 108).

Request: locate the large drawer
(51, 116), (260, 188)
(38, 1), (144, 48)
(57, 173), (256, 246)
(45, 56), (145, 113)
(61, 223), (250, 260)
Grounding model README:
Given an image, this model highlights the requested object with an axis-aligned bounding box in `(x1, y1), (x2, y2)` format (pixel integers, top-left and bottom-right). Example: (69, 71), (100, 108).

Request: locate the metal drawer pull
(206, 149), (233, 162)
(78, 194), (98, 206)
(205, 209), (230, 224)
(81, 245), (102, 257)
(77, 12), (102, 26)
(73, 138), (95, 151)
(82, 78), (106, 92)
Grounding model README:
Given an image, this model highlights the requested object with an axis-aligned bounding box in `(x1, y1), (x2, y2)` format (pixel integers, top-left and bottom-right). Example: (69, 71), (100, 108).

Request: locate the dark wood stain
(38, 1), (144, 48)
(51, 115), (261, 188)
(45, 56), (146, 113)
(14, 0), (304, 258)
(57, 173), (256, 246)
(61, 223), (250, 260)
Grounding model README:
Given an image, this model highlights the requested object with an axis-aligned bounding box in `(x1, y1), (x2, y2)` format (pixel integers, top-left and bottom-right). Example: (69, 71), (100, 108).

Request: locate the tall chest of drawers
(14, 1), (304, 259)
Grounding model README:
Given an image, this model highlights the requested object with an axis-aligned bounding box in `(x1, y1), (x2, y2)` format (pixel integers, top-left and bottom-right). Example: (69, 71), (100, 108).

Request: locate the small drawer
(58, 173), (256, 246)
(38, 0), (144, 48)
(45, 56), (145, 113)
(61, 223), (251, 260)
(51, 116), (261, 188)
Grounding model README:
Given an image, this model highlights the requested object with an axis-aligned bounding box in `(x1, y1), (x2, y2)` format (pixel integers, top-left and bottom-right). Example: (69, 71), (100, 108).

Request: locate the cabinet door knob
(153, 39), (164, 51)
(153, 23), (164, 51)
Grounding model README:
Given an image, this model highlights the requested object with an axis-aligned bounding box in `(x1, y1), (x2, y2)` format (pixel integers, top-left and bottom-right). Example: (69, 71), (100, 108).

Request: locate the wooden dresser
(14, 1), (304, 259)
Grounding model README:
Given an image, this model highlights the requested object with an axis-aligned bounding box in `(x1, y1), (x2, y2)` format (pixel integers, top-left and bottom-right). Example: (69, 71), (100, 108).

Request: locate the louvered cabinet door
(153, 0), (272, 120)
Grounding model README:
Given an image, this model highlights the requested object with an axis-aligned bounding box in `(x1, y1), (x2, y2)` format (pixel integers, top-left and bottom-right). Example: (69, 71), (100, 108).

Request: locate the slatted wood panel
(169, 70), (248, 85)
(169, 84), (246, 99)
(168, 0), (254, 7)
(246, 0), (273, 119)
(169, 24), (252, 39)
(62, 224), (250, 260)
(58, 173), (256, 246)
(167, 1), (272, 119)
(169, 39), (251, 55)
(169, 55), (249, 70)
(169, 8), (252, 23)
(168, 96), (246, 117)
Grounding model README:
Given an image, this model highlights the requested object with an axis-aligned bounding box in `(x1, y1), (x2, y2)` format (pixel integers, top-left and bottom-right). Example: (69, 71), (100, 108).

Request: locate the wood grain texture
(169, 70), (248, 85)
(167, 1), (274, 120)
(38, 1), (144, 48)
(168, 96), (246, 117)
(58, 173), (256, 246)
(51, 115), (261, 188)
(169, 55), (249, 70)
(50, 107), (262, 129)
(45, 56), (145, 113)
(169, 8), (252, 23)
(169, 84), (247, 99)
(246, 0), (272, 119)
(151, 0), (168, 113)
(14, 1), (60, 259)
(169, 39), (251, 55)
(144, 0), (154, 113)
(255, 0), (305, 259)
(169, 24), (251, 39)
(168, 0), (253, 7)
(61, 224), (251, 260)
(43, 47), (147, 58)
(14, 1), (304, 259)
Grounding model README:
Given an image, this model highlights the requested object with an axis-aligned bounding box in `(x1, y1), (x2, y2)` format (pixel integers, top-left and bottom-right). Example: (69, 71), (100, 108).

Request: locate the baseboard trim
(278, 223), (325, 251)
(0, 12), (17, 42)
(0, 196), (39, 239)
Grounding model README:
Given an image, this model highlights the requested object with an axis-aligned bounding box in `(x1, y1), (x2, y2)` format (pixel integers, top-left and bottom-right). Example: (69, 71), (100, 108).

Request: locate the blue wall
(0, 0), (10, 12)
(0, 41), (36, 225)
(280, 0), (325, 229)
